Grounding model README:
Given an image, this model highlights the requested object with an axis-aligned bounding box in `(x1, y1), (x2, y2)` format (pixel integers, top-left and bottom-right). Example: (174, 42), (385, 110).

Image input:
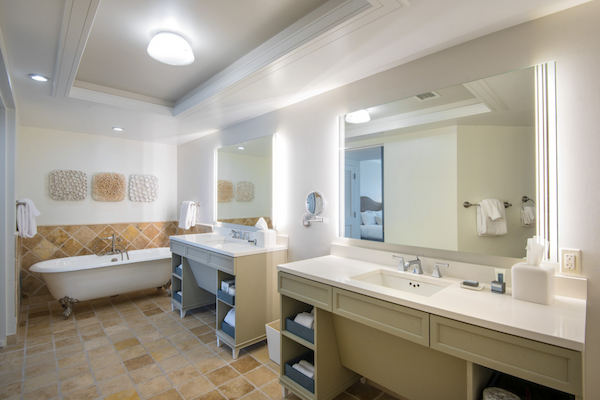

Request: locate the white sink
(349, 269), (452, 297)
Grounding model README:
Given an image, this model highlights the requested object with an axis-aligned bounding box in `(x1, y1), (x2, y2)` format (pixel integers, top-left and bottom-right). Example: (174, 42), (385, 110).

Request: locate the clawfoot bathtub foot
(58, 296), (79, 319)
(160, 280), (172, 296)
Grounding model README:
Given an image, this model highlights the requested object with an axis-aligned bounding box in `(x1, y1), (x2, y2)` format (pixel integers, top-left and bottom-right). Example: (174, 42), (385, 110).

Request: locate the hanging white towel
(521, 206), (536, 227)
(178, 201), (197, 230)
(16, 198), (41, 238)
(476, 199), (507, 237)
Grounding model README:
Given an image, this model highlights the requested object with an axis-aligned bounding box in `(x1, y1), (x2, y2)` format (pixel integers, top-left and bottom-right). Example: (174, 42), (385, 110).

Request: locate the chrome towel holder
(463, 201), (512, 209)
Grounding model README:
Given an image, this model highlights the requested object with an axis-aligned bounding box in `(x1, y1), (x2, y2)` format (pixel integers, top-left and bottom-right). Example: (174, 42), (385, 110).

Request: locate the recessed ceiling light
(28, 74), (49, 82)
(345, 110), (371, 124)
(147, 32), (194, 66)
(112, 127), (124, 132)
(238, 146), (245, 150)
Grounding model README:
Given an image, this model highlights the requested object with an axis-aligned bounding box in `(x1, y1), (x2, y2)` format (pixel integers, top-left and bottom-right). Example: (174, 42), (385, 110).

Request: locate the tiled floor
(0, 289), (395, 400)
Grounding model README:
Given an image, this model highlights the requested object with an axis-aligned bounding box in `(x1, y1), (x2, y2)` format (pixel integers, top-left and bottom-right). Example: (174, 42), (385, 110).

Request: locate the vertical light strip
(214, 148), (219, 225)
(338, 116), (346, 238)
(272, 133), (278, 230)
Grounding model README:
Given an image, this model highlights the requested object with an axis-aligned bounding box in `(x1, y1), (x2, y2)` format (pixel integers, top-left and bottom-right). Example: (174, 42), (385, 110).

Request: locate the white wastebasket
(265, 319), (280, 365)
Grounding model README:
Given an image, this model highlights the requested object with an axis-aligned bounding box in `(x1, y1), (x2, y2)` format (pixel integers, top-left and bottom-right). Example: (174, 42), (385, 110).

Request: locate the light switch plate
(560, 248), (581, 275)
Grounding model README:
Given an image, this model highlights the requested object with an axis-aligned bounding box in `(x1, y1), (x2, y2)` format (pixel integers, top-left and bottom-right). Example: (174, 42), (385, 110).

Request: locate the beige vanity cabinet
(278, 271), (584, 400)
(170, 239), (286, 359)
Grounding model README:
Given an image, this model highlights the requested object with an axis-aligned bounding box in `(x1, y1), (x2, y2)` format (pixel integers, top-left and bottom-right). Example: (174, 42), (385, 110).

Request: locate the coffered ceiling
(0, 0), (591, 144)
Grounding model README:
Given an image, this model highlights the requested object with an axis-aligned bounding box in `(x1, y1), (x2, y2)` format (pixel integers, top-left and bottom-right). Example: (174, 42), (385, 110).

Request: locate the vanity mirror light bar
(463, 201), (512, 209)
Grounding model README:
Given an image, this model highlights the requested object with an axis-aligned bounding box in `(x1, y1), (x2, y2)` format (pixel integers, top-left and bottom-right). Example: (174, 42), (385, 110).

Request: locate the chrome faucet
(392, 255), (405, 271)
(405, 257), (423, 275)
(432, 262), (449, 278)
(92, 234), (129, 260)
(229, 229), (242, 239)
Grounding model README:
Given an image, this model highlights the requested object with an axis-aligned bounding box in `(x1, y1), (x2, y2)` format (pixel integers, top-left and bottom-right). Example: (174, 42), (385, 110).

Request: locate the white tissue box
(221, 279), (235, 292)
(512, 262), (555, 305)
(256, 229), (276, 248)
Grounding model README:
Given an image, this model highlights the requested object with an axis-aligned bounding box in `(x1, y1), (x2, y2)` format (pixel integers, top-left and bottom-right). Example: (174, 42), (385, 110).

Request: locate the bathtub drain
(111, 258), (118, 262)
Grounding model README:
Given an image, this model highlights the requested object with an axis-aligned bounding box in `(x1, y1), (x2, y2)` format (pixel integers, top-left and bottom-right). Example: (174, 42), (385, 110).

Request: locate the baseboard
(6, 334), (17, 346)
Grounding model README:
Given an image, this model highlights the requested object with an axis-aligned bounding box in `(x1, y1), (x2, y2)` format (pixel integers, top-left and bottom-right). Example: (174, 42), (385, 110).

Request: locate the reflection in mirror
(306, 191), (326, 216)
(217, 136), (273, 228)
(341, 67), (541, 259)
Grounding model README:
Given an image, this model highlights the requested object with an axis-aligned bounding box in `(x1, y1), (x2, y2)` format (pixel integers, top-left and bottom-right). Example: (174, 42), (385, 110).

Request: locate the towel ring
(463, 201), (512, 209)
(521, 196), (535, 205)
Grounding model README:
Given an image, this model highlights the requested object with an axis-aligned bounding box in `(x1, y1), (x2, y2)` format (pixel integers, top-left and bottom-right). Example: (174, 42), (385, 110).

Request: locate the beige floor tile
(134, 325), (158, 336)
(22, 382), (59, 400)
(24, 360), (56, 378)
(26, 334), (53, 347)
(130, 364), (163, 385)
(62, 384), (101, 400)
(87, 344), (116, 359)
(94, 363), (126, 381)
(181, 319), (202, 329)
(110, 330), (137, 343)
(138, 376), (172, 399)
(198, 332), (216, 345)
(90, 352), (121, 370)
(146, 388), (183, 400)
(144, 338), (170, 353)
(261, 381), (285, 400)
(127, 318), (151, 328)
(151, 345), (179, 362)
(244, 366), (278, 388)
(23, 371), (57, 393)
(194, 356), (226, 374)
(114, 337), (141, 351)
(189, 325), (213, 337)
(82, 330), (107, 342)
(103, 318), (126, 329)
(79, 323), (103, 334)
(159, 325), (184, 337)
(246, 346), (270, 365)
(205, 365), (240, 387)
(77, 317), (100, 327)
(167, 365), (200, 386)
(230, 356), (261, 374)
(0, 381), (22, 399)
(264, 361), (279, 374)
(84, 336), (110, 351)
(218, 377), (255, 400)
(242, 390), (271, 400)
(105, 387), (142, 400)
(54, 336), (81, 349)
(57, 352), (87, 369)
(124, 354), (155, 371)
(105, 324), (130, 336)
(0, 359), (23, 373)
(184, 345), (213, 364)
(53, 328), (79, 341)
(0, 370), (23, 386)
(138, 331), (164, 344)
(0, 350), (24, 364)
(345, 381), (383, 400)
(25, 351), (55, 367)
(26, 343), (54, 356)
(120, 345), (148, 361)
(177, 376), (214, 400)
(192, 389), (226, 400)
(61, 372), (95, 394)
(167, 331), (194, 344)
(59, 362), (91, 381)
(99, 373), (134, 396)
(56, 343), (84, 358)
(158, 355), (189, 373)
(98, 312), (120, 321)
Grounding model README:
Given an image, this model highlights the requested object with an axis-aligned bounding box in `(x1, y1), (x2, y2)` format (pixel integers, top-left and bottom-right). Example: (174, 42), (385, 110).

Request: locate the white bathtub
(30, 247), (172, 302)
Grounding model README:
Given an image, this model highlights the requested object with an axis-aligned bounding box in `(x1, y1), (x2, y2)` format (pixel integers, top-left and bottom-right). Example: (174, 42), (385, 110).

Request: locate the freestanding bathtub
(30, 247), (172, 304)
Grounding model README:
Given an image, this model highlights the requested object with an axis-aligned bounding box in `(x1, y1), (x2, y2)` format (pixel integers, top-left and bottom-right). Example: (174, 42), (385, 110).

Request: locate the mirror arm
(302, 213), (323, 228)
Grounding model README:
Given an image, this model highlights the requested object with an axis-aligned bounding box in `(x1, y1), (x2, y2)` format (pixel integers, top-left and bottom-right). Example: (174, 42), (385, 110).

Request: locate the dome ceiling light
(147, 32), (194, 66)
(345, 109), (371, 124)
(28, 74), (49, 82)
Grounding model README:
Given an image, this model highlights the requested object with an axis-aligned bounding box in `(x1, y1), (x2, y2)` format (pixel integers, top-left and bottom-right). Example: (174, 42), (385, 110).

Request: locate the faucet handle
(432, 262), (449, 278)
(392, 255), (405, 270)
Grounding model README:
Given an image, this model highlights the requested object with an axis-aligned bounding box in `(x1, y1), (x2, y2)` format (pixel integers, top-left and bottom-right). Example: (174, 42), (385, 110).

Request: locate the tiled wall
(217, 217), (273, 229)
(20, 222), (212, 303)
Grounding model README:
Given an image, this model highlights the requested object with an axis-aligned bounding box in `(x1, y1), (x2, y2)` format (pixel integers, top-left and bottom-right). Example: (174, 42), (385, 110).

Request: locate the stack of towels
(477, 199), (508, 237)
(224, 308), (236, 328)
(292, 360), (315, 379)
(293, 308), (314, 330)
(16, 198), (40, 238)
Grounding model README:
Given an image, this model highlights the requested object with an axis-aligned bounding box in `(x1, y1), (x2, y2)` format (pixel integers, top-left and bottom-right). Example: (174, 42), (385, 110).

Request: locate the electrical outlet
(560, 248), (581, 275)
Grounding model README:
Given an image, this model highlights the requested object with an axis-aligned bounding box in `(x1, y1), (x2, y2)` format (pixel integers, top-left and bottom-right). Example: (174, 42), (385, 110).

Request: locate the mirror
(306, 191), (326, 216)
(340, 65), (555, 260)
(217, 135), (273, 228)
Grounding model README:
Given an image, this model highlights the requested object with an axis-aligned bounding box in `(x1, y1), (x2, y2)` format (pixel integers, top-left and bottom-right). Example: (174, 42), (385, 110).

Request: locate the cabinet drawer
(278, 272), (332, 311)
(333, 288), (429, 346)
(208, 252), (235, 274)
(186, 246), (208, 264)
(430, 315), (582, 396)
(170, 241), (186, 256)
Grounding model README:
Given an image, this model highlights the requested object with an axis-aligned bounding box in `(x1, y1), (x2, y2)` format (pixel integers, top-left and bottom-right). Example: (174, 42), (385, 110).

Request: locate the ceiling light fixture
(238, 146), (245, 150)
(28, 74), (49, 82)
(147, 32), (194, 66)
(345, 109), (371, 124)
(112, 127), (124, 132)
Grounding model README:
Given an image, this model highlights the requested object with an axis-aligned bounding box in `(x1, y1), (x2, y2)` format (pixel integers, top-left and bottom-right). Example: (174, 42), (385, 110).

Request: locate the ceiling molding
(69, 86), (173, 115)
(345, 99), (492, 138)
(73, 80), (175, 107)
(52, 0), (100, 98)
(463, 80), (507, 112)
(0, 26), (15, 109)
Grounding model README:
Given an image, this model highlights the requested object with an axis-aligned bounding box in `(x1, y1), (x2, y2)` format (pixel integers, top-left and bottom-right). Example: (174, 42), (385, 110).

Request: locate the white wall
(457, 126), (535, 258)
(217, 152), (272, 219)
(177, 3), (600, 395)
(359, 160), (381, 202)
(17, 127), (178, 225)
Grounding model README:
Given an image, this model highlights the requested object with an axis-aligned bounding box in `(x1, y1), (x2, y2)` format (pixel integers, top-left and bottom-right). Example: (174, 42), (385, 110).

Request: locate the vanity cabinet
(278, 271), (583, 400)
(170, 250), (214, 318)
(170, 239), (286, 358)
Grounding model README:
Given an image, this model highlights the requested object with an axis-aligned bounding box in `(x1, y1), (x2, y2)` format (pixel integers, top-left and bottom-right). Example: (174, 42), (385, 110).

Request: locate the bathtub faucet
(93, 234), (129, 260)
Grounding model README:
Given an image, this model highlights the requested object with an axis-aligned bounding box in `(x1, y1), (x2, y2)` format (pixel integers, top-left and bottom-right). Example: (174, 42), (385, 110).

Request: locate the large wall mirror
(217, 135), (273, 228)
(339, 63), (557, 261)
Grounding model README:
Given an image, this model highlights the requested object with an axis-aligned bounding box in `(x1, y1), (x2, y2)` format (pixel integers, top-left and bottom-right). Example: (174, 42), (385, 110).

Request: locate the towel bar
(16, 201), (26, 206)
(463, 201), (512, 209)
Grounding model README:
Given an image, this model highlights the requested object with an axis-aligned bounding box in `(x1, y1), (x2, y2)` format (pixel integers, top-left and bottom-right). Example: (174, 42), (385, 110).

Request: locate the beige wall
(178, 2), (600, 396)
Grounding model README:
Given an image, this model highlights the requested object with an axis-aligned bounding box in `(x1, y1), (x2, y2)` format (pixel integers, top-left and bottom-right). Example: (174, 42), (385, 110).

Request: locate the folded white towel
(228, 287), (236, 296)
(294, 312), (314, 330)
(310, 307), (314, 315)
(224, 308), (236, 328)
(178, 201), (197, 230)
(299, 360), (314, 373)
(521, 206), (536, 227)
(477, 199), (507, 237)
(176, 291), (182, 296)
(292, 363), (314, 379)
(16, 198), (41, 238)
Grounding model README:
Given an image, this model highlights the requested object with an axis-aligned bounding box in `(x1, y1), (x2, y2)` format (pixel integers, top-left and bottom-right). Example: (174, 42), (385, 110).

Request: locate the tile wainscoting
(19, 222), (213, 303)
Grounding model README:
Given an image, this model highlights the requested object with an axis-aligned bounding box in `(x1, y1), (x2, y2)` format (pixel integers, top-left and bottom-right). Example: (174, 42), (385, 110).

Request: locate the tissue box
(512, 262), (555, 305)
(256, 229), (276, 248)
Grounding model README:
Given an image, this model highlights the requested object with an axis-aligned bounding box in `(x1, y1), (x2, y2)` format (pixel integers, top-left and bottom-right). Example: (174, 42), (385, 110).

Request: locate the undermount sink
(349, 269), (452, 297)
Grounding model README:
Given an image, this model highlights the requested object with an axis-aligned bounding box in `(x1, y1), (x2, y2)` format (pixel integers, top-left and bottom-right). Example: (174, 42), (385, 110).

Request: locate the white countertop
(278, 255), (586, 351)
(170, 233), (287, 257)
